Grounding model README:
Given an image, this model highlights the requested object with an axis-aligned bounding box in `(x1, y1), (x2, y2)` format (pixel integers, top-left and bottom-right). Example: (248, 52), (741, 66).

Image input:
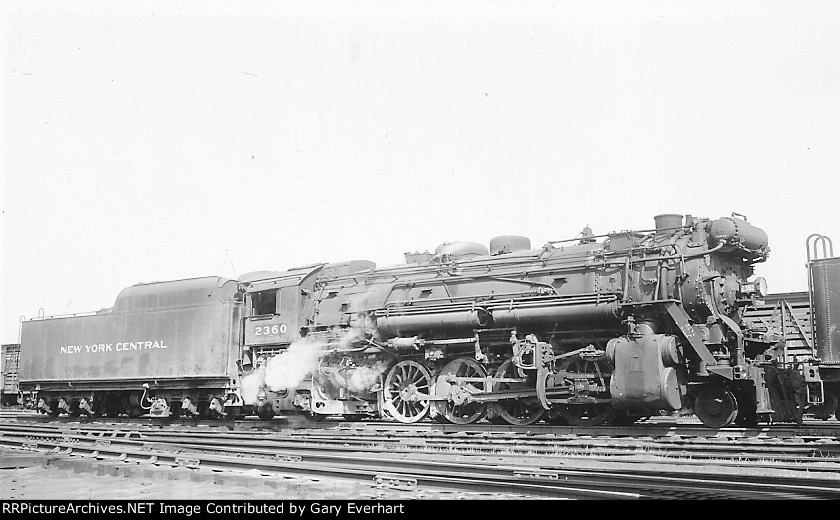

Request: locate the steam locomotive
(17, 213), (840, 428)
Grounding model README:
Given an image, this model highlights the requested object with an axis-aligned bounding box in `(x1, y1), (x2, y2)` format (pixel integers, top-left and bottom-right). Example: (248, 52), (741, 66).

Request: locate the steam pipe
(622, 256), (630, 302)
(491, 302), (620, 327)
(376, 311), (480, 335)
(376, 301), (621, 336)
(658, 265), (669, 300)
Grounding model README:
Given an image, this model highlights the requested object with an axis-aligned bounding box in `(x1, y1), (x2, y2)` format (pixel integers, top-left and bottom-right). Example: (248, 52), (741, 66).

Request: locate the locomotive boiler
(293, 213), (785, 428)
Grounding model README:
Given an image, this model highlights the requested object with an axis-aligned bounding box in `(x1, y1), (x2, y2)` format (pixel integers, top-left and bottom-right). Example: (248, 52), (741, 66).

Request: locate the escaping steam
(241, 366), (265, 406)
(264, 336), (330, 391)
(324, 361), (388, 393)
(238, 285), (385, 405)
(239, 326), (375, 405)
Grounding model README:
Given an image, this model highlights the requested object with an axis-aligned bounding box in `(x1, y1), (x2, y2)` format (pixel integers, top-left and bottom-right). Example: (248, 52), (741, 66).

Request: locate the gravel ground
(0, 448), (533, 500)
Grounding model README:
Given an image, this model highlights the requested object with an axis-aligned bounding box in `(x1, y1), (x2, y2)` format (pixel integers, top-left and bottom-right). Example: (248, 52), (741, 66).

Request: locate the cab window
(250, 290), (277, 316)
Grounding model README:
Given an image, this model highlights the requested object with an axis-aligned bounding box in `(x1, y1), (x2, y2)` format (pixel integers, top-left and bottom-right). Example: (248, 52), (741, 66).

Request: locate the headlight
(754, 277), (768, 298)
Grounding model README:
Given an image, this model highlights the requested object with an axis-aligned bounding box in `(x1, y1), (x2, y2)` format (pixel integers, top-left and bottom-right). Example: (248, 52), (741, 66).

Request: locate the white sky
(2, 1), (839, 344)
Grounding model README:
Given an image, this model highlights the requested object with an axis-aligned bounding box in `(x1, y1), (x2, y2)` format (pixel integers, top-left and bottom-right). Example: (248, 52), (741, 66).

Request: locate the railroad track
(2, 421), (839, 499)
(9, 412), (840, 439)
(5, 421), (840, 466)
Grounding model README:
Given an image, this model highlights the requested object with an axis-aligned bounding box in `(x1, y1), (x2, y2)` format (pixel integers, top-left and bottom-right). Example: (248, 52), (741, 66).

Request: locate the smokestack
(654, 214), (683, 237)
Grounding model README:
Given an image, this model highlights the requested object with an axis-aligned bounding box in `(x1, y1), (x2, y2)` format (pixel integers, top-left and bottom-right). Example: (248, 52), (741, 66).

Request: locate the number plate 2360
(254, 324), (288, 336)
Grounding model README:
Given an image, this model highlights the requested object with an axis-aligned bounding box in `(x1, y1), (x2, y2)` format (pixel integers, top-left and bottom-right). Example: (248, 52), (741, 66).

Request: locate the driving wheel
(433, 358), (488, 424)
(490, 359), (545, 425)
(383, 360), (432, 423)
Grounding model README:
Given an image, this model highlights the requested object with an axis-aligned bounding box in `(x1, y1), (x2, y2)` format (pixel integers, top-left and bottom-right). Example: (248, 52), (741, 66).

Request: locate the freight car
(16, 213), (837, 428)
(1, 344), (21, 406)
(741, 234), (840, 421)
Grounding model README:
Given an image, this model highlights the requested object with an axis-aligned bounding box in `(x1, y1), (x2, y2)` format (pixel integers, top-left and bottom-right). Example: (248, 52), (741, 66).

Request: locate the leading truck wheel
(383, 360), (432, 423)
(695, 386), (739, 428)
(490, 359), (546, 425)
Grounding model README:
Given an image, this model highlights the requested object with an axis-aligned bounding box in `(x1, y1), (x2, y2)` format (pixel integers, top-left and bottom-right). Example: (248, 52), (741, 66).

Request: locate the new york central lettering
(60, 340), (168, 354)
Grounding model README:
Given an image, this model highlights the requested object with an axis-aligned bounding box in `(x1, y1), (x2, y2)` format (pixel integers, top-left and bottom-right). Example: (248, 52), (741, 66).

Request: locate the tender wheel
(168, 400), (182, 418)
(195, 401), (211, 419)
(224, 405), (242, 421)
(811, 393), (838, 421)
(490, 359), (546, 425)
(256, 404), (275, 421)
(102, 400), (122, 418)
(68, 400), (81, 418)
(301, 410), (326, 422)
(383, 360), (432, 423)
(695, 386), (739, 428)
(127, 406), (145, 418)
(554, 357), (617, 426)
(433, 358), (488, 425)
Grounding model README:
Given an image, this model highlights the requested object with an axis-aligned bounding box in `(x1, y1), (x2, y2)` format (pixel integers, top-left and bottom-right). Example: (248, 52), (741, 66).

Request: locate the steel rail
(17, 420), (840, 448)
(5, 423), (840, 477)
(5, 421), (840, 461)
(41, 429), (840, 472)
(2, 431), (837, 499)
(0, 433), (636, 500)
(3, 424), (840, 499)
(9, 413), (840, 439)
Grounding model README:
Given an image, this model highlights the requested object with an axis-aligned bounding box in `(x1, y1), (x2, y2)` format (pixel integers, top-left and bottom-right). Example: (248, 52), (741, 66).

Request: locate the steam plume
(240, 366), (265, 406)
(264, 336), (329, 390)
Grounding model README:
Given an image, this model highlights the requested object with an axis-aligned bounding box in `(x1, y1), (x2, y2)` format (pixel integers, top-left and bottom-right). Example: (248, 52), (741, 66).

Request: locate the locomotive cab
(239, 266), (322, 419)
(238, 260), (377, 420)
